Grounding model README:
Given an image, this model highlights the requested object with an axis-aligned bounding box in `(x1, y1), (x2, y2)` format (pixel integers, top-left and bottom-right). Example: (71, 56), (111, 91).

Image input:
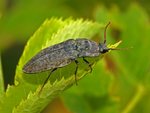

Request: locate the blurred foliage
(0, 0), (150, 50)
(0, 0), (150, 113)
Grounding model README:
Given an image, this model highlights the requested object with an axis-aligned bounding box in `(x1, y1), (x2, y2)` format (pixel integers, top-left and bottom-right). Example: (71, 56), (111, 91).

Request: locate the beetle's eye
(101, 49), (109, 53)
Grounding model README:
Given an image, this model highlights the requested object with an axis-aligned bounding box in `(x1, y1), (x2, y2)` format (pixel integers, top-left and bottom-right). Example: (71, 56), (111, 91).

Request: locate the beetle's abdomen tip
(22, 64), (33, 74)
(22, 67), (29, 73)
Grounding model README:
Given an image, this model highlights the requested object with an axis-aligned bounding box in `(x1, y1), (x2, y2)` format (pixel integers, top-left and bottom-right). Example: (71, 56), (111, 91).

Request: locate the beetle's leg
(83, 57), (92, 73)
(74, 60), (79, 85)
(39, 68), (57, 94)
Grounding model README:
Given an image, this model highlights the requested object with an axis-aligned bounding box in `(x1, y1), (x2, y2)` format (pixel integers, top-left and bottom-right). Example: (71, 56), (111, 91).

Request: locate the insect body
(23, 39), (106, 73)
(23, 22), (112, 91)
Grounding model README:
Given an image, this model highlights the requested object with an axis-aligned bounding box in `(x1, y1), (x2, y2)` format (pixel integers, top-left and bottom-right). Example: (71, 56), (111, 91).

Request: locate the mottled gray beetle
(23, 22), (114, 91)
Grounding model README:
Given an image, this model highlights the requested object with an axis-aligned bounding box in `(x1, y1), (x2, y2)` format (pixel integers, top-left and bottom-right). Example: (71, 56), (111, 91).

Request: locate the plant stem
(121, 84), (145, 113)
(0, 54), (4, 96)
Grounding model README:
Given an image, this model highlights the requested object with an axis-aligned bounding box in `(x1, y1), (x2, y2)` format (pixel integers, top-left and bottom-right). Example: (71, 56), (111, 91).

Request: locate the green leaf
(0, 18), (120, 113)
(62, 60), (119, 113)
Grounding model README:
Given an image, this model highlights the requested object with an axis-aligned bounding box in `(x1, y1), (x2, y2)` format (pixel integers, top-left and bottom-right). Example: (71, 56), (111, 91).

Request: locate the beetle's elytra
(23, 22), (112, 91)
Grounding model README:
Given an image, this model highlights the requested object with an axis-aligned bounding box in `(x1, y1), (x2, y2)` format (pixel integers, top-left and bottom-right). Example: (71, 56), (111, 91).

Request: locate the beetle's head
(99, 43), (110, 54)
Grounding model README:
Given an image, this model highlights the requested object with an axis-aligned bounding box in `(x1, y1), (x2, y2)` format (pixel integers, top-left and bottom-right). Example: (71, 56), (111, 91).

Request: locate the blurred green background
(0, 0), (150, 113)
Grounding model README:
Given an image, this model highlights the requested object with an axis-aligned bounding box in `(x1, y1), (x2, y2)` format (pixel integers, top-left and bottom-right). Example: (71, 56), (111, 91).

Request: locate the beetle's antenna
(103, 22), (132, 52)
(104, 22), (111, 44)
